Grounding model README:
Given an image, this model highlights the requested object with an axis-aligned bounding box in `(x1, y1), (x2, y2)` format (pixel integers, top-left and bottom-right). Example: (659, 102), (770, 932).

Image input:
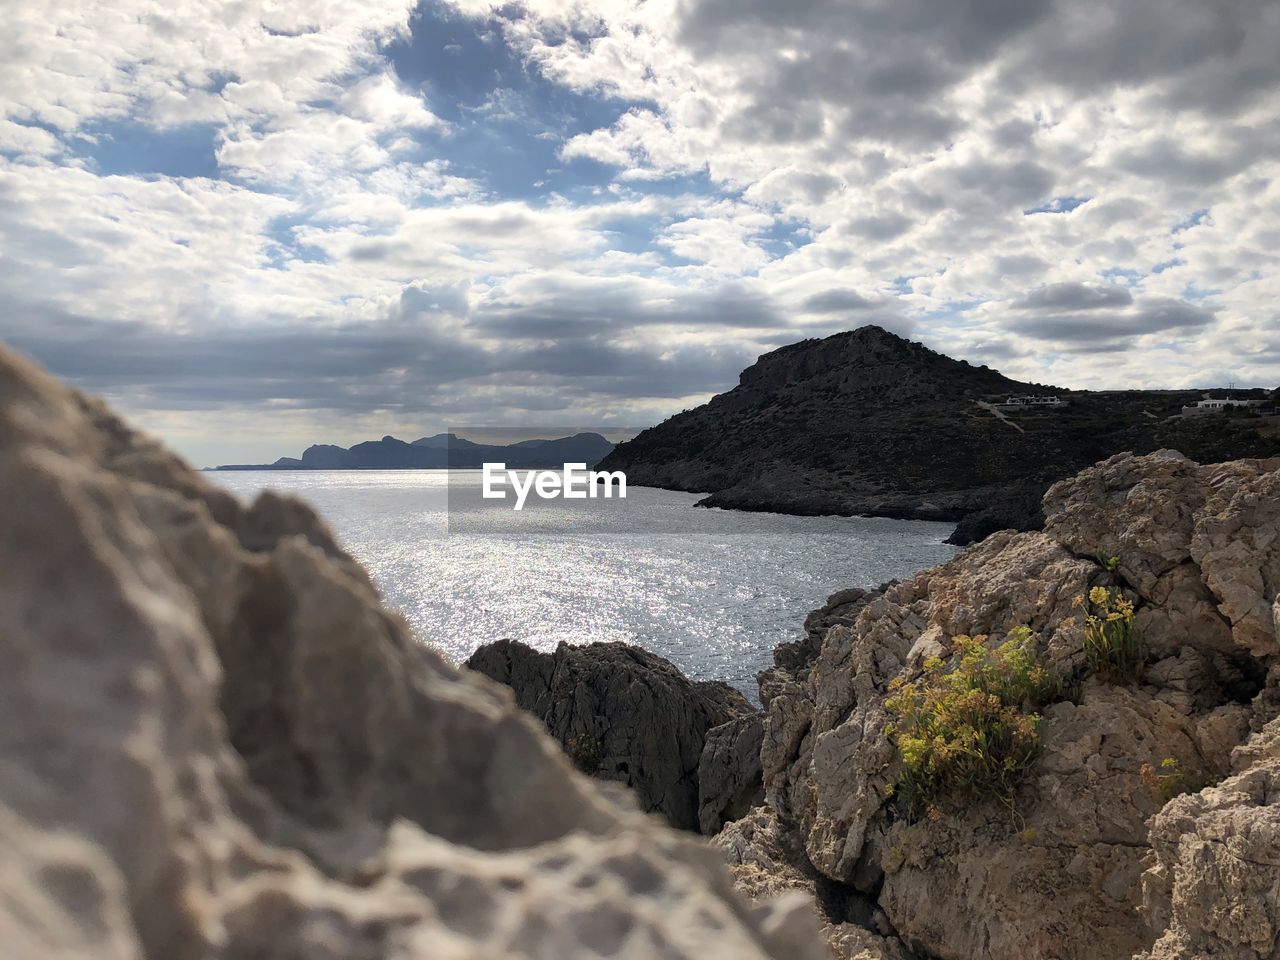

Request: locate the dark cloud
(1002, 0), (1280, 114)
(676, 0), (1280, 155)
(842, 212), (913, 242)
(955, 338), (1034, 362)
(1014, 282), (1133, 311)
(1, 281), (775, 417)
(992, 254), (1050, 278)
(722, 100), (825, 144)
(471, 280), (785, 339)
(801, 288), (876, 313)
(1007, 295), (1214, 345)
(944, 159), (1056, 208)
(677, 0), (1053, 150)
(836, 101), (961, 150)
(1112, 137), (1267, 189)
(779, 171), (843, 204)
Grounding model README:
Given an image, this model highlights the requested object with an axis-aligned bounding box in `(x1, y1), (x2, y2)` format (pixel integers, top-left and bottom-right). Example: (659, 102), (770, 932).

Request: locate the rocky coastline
(597, 326), (1280, 545)
(5, 344), (1280, 960)
(478, 449), (1280, 960)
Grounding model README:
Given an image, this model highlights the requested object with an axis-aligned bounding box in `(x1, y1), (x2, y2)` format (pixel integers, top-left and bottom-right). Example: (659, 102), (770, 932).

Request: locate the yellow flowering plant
(885, 627), (1060, 821)
(1077, 584), (1144, 683)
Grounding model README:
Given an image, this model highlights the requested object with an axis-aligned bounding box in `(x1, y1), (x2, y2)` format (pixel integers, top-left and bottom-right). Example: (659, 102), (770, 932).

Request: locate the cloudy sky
(2, 0), (1278, 465)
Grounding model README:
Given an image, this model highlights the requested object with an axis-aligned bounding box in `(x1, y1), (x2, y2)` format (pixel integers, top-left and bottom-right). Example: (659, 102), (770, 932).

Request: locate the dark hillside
(597, 326), (1280, 542)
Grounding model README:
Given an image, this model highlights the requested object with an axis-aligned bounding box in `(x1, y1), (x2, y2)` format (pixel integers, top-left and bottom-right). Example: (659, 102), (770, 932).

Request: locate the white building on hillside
(998, 395), (1067, 408)
(1181, 397), (1256, 416)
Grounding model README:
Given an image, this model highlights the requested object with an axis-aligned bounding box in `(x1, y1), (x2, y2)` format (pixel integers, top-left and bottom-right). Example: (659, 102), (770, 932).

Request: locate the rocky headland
(215, 430), (615, 471)
(596, 326), (1280, 544)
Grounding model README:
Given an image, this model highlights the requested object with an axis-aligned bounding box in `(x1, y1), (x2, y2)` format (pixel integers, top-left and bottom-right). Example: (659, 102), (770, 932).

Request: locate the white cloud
(1, 0), (1279, 466)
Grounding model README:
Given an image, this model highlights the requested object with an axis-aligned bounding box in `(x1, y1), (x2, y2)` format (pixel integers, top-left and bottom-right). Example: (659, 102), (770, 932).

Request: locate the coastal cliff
(597, 326), (1280, 543)
(0, 346), (824, 960)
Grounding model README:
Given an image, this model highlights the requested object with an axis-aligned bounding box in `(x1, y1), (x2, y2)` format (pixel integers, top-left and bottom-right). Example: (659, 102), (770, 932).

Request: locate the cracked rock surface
(466, 638), (755, 832)
(727, 450), (1280, 960)
(0, 346), (825, 960)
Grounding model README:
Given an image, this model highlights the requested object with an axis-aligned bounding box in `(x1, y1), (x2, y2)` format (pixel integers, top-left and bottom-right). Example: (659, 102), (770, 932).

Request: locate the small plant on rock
(1076, 585), (1145, 683)
(1141, 757), (1216, 802)
(565, 732), (602, 775)
(885, 627), (1059, 821)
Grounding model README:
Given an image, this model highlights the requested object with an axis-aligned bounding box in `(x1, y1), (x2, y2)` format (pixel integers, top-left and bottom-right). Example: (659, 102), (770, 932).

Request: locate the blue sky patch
(383, 4), (648, 203)
(1172, 209), (1210, 233)
(1100, 266), (1143, 286)
(756, 217), (814, 260)
(76, 120), (222, 180)
(1023, 195), (1089, 215)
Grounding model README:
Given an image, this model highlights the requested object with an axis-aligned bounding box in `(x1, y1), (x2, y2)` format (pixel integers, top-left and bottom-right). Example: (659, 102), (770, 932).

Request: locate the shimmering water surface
(212, 470), (956, 695)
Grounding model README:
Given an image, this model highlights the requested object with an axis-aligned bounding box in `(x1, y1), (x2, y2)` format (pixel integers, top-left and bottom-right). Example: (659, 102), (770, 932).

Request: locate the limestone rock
(872, 683), (1202, 960)
(745, 451), (1280, 960)
(1138, 719), (1280, 960)
(716, 807), (909, 960)
(699, 713), (766, 835)
(1042, 449), (1207, 597)
(1191, 460), (1280, 657)
(466, 638), (755, 832)
(0, 346), (824, 960)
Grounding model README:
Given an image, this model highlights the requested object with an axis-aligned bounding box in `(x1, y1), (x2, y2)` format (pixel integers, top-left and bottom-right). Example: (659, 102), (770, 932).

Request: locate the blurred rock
(0, 346), (824, 960)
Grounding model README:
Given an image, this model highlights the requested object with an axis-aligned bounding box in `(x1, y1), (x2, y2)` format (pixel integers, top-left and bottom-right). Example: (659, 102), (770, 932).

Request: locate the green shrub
(885, 627), (1058, 821)
(1077, 585), (1145, 683)
(565, 732), (602, 775)
(1141, 757), (1215, 801)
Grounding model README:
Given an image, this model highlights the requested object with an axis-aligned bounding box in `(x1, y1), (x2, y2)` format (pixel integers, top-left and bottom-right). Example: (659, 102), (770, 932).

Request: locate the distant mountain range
(596, 325), (1280, 543)
(214, 432), (616, 471)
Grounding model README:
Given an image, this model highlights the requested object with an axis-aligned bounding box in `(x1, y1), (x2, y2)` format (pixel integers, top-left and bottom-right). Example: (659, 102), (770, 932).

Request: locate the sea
(212, 470), (957, 697)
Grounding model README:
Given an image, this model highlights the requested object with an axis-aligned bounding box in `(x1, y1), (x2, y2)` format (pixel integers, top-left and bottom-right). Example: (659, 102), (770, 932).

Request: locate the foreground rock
(1139, 717), (1280, 959)
(0, 346), (824, 960)
(717, 806), (910, 960)
(735, 450), (1280, 959)
(466, 638), (757, 833)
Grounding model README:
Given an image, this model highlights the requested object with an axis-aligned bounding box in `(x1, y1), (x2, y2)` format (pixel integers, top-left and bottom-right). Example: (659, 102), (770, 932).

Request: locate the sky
(1, 0), (1278, 466)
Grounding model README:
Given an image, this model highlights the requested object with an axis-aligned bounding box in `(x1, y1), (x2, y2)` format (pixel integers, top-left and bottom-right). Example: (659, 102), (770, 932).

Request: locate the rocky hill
(0, 346), (822, 960)
(215, 430), (615, 470)
(597, 326), (1280, 542)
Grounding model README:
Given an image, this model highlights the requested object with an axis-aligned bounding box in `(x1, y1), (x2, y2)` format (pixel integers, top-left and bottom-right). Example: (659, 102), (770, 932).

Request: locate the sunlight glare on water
(212, 470), (957, 696)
